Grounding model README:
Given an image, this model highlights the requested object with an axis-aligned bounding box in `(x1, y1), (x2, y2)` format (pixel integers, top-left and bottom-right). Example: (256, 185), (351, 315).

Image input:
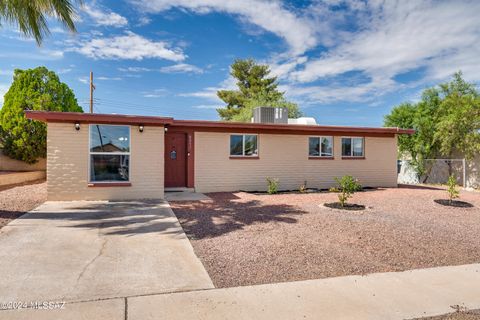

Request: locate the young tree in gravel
(217, 59), (301, 121)
(446, 175), (459, 204)
(333, 176), (362, 207)
(0, 67), (82, 164)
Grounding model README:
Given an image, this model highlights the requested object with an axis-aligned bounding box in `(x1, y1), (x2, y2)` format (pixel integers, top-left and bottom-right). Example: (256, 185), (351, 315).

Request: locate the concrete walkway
(3, 263), (480, 319)
(0, 200), (213, 304)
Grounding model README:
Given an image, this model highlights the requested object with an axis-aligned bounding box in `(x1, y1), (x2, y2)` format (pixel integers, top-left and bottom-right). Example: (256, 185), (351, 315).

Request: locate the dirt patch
(324, 202), (366, 210)
(172, 186), (480, 288)
(0, 180), (46, 229)
(434, 199), (474, 208)
(412, 310), (480, 319)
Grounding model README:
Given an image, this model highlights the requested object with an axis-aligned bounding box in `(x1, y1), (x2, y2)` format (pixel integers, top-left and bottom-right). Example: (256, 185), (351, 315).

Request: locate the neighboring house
(25, 110), (414, 201)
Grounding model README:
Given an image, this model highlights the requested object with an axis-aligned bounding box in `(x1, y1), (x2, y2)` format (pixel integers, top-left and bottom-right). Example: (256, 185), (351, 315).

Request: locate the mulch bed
(434, 199), (474, 208)
(172, 186), (480, 288)
(324, 202), (366, 210)
(0, 180), (46, 229)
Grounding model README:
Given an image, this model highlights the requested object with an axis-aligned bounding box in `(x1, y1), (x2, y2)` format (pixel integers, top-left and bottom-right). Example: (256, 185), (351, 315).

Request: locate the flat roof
(25, 111), (415, 136)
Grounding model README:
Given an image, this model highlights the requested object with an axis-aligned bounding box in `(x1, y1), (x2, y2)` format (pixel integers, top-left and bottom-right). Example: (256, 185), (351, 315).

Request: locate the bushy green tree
(217, 59), (302, 121)
(0, 0), (81, 45)
(384, 72), (480, 177)
(0, 67), (82, 164)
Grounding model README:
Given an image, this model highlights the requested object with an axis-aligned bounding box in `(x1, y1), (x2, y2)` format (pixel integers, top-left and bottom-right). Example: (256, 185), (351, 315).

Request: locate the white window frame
(308, 136), (334, 157)
(229, 134), (259, 157)
(341, 136), (365, 158)
(88, 124), (131, 183)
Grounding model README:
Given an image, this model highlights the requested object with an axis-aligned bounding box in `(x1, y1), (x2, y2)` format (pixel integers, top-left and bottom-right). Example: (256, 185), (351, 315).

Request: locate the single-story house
(25, 110), (414, 201)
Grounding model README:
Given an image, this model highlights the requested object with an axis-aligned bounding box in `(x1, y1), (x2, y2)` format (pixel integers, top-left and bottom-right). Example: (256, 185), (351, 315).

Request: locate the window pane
(90, 155), (129, 181)
(321, 137), (333, 156)
(353, 138), (364, 156)
(342, 138), (352, 156)
(90, 125), (130, 152)
(230, 135), (243, 155)
(244, 135), (258, 156)
(309, 137), (320, 156)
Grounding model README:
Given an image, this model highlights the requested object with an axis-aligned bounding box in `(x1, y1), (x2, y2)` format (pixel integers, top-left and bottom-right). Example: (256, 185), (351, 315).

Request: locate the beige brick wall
(194, 132), (398, 193)
(47, 123), (164, 200)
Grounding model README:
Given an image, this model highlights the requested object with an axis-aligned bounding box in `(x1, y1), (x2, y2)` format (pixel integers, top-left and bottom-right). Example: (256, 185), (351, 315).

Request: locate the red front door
(165, 132), (187, 187)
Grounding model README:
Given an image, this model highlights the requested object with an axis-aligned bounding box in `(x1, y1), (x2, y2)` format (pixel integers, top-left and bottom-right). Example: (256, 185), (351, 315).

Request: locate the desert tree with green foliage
(0, 67), (82, 164)
(217, 59), (302, 122)
(384, 72), (480, 179)
(446, 175), (459, 204)
(331, 175), (362, 207)
(0, 0), (81, 45)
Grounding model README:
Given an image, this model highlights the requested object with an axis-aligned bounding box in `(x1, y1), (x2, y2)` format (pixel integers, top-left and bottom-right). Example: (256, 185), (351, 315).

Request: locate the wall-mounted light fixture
(139, 125), (144, 133)
(164, 127), (168, 132)
(74, 123), (80, 131)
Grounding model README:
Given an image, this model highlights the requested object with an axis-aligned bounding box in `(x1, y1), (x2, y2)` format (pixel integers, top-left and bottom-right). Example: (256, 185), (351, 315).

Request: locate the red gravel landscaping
(171, 185), (480, 288)
(0, 180), (46, 229)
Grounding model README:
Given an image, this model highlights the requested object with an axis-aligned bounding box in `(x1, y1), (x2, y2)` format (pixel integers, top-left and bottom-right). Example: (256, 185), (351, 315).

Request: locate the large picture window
(341, 137), (364, 157)
(89, 125), (130, 182)
(309, 136), (333, 157)
(230, 134), (258, 157)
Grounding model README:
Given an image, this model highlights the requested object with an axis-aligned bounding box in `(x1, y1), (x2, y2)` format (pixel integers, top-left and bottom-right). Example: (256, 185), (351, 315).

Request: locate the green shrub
(447, 175), (459, 203)
(299, 181), (307, 193)
(333, 175), (362, 207)
(266, 177), (279, 194)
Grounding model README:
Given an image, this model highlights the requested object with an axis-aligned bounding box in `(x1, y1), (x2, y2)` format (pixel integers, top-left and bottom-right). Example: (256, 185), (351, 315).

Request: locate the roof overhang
(25, 111), (415, 136)
(25, 111), (174, 126)
(169, 119), (415, 137)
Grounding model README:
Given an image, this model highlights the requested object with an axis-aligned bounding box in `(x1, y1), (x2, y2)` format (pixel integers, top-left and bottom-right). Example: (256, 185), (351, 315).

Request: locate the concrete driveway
(0, 200), (213, 304)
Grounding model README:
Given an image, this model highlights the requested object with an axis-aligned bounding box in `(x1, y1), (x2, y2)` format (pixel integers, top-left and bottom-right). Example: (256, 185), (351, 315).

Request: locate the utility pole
(89, 71), (95, 113)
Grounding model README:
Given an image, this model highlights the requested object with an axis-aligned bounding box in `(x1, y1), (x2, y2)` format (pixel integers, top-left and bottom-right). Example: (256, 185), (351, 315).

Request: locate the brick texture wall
(47, 123), (164, 200)
(194, 132), (398, 193)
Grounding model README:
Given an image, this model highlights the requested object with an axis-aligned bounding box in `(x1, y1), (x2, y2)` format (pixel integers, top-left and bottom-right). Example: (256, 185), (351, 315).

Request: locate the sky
(0, 0), (479, 127)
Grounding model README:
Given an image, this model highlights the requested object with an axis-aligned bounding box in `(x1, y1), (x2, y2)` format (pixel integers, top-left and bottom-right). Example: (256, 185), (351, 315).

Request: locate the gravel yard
(172, 185), (480, 288)
(0, 180), (46, 229)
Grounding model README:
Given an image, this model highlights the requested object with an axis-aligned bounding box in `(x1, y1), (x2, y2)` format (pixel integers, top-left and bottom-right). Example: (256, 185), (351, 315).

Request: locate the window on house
(341, 137), (364, 157)
(230, 134), (258, 157)
(89, 125), (130, 182)
(309, 136), (333, 157)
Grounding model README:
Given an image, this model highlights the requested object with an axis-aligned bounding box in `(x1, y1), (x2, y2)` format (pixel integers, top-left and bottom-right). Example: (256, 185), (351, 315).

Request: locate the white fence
(398, 159), (467, 187)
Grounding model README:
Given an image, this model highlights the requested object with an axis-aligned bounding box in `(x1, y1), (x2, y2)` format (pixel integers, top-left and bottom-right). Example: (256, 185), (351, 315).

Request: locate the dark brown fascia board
(169, 119), (415, 136)
(25, 111), (174, 126)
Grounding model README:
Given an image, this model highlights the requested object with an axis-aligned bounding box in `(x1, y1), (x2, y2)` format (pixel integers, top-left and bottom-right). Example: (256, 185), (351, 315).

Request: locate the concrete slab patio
(0, 200), (213, 304)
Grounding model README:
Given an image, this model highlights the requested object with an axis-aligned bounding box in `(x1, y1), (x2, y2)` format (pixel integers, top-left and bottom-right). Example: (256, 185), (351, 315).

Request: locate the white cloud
(97, 76), (122, 81)
(192, 104), (221, 109)
(74, 31), (185, 61)
(129, 0), (317, 55)
(0, 83), (9, 105)
(118, 64), (203, 74)
(290, 1), (480, 86)
(143, 88), (168, 98)
(83, 4), (128, 27)
(159, 63), (203, 74)
(178, 87), (220, 101)
(78, 77), (88, 84)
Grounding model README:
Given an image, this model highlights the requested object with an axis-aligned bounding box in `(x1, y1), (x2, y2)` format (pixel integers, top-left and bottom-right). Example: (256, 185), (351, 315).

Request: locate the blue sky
(0, 0), (479, 126)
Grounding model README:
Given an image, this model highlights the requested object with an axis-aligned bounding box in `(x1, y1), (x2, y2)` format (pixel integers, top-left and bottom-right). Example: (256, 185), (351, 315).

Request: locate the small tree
(333, 175), (362, 207)
(446, 175), (459, 204)
(0, 67), (82, 164)
(266, 177), (279, 194)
